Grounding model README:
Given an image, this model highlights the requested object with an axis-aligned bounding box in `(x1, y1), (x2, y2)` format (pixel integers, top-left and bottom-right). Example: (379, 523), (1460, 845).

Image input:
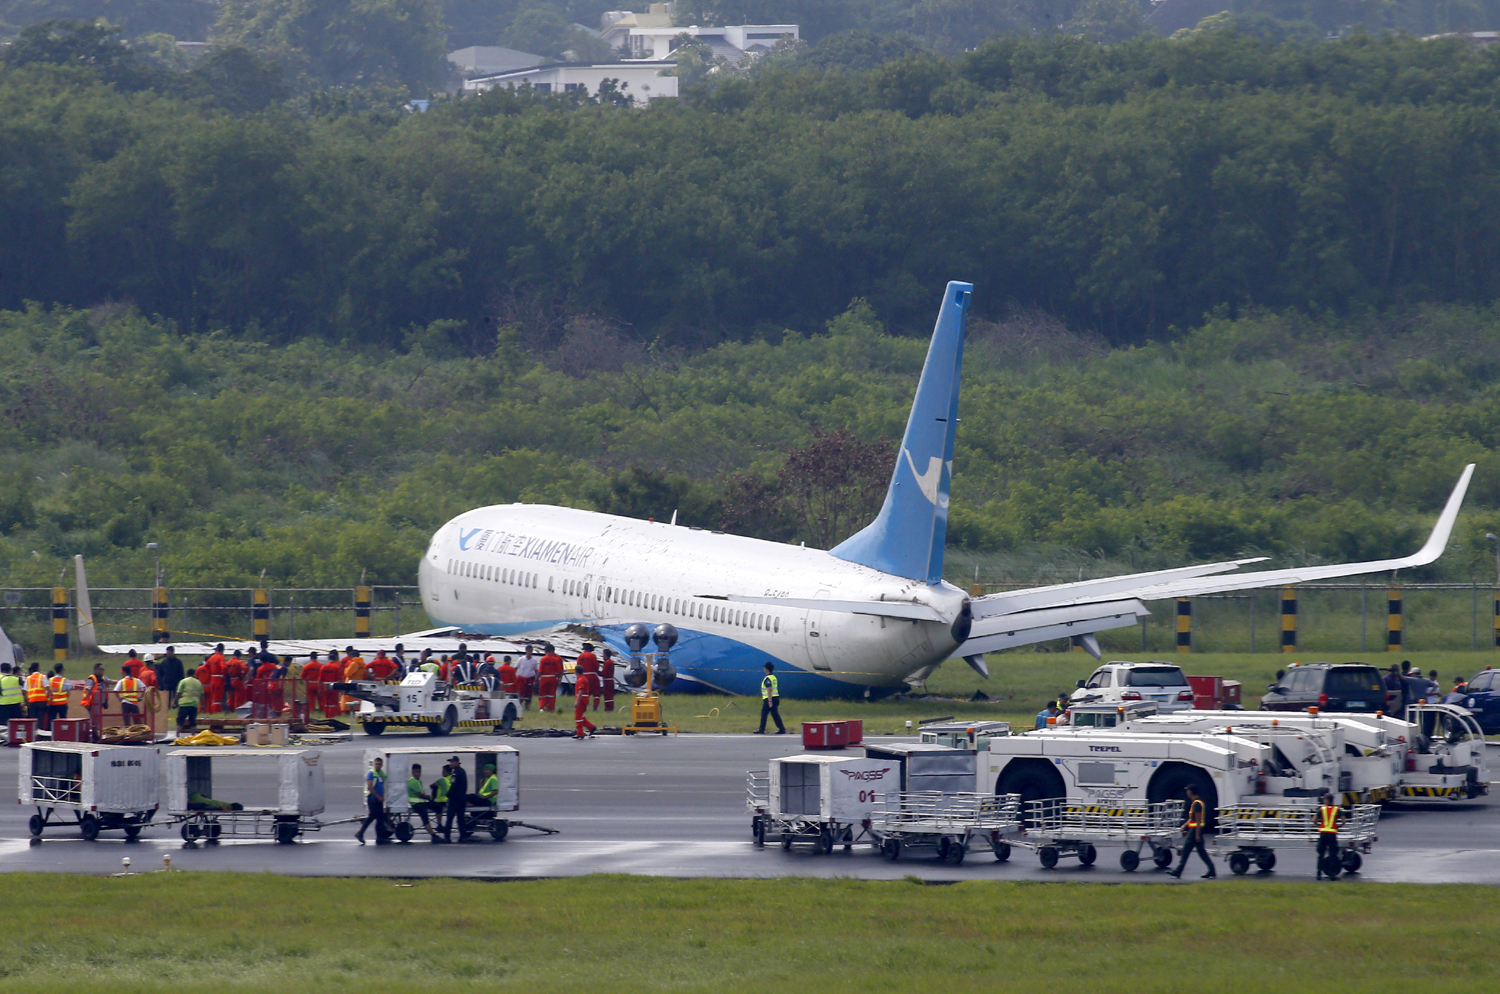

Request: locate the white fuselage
(416, 504), (966, 695)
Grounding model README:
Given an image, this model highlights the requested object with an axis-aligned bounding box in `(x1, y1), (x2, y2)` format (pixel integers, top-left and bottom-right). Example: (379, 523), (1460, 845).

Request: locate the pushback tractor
(336, 670), (521, 737)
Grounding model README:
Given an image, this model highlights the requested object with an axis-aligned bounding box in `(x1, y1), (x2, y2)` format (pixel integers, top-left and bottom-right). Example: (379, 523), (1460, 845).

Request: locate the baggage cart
(166, 748), (327, 845)
(1209, 804), (1381, 877)
(20, 741), (160, 840)
(747, 753), (898, 853)
(867, 790), (1021, 864)
(863, 742), (978, 793)
(1014, 798), (1183, 871)
(363, 745), (555, 844)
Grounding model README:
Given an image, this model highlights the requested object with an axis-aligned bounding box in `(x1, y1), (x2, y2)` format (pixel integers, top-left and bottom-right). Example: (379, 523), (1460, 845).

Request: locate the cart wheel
(1078, 844), (1097, 866)
(1153, 848), (1174, 869)
(1229, 852), (1251, 875)
(991, 841), (1011, 863)
(623, 730), (635, 736)
(123, 825), (141, 841)
(395, 821), (414, 844)
(1120, 849), (1141, 872)
(275, 822), (299, 845)
(27, 815), (44, 838)
(947, 840), (966, 865)
(1320, 853), (1343, 879)
(883, 839), (901, 861)
(1039, 846), (1059, 869)
(80, 814), (99, 842)
(1340, 849), (1362, 873)
(752, 816), (765, 846)
(363, 722), (386, 736)
(208, 823), (222, 840)
(781, 833), (793, 851)
(181, 823), (200, 842)
(491, 820), (509, 842)
(1256, 851), (1276, 871)
(818, 828), (834, 855)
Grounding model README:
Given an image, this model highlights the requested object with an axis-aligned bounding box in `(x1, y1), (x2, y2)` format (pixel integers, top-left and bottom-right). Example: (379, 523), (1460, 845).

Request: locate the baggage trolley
(1209, 804), (1380, 877)
(1015, 799), (1183, 871)
(166, 748), (331, 846)
(20, 742), (160, 841)
(867, 791), (1022, 864)
(746, 770), (868, 853)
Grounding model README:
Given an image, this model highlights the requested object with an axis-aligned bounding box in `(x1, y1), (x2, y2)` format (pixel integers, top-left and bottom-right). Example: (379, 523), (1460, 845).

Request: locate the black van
(1260, 663), (1389, 713)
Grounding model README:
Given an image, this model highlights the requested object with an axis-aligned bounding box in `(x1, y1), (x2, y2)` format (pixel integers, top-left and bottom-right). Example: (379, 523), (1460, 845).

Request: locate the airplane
(103, 281), (1476, 700)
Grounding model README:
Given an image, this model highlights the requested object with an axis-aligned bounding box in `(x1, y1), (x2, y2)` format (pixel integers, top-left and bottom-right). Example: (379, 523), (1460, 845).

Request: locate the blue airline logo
(458, 528), (482, 550)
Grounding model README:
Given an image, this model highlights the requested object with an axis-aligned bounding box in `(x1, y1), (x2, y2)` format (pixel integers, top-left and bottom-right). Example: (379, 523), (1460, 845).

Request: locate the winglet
(830, 281), (972, 582)
(1406, 463), (1474, 567)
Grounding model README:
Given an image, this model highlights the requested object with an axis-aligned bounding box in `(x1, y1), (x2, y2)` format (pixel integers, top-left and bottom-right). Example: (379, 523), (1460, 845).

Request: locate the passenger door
(803, 590), (831, 671)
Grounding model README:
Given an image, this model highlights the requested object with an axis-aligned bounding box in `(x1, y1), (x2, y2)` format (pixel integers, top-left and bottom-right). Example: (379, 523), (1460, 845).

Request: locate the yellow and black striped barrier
(1387, 585), (1403, 651)
(1065, 805), (1150, 817)
(1398, 784), (1463, 798)
(151, 586), (170, 642)
(252, 588), (270, 643)
(1175, 597), (1192, 653)
(51, 587), (68, 661)
(355, 585), (372, 639)
(1280, 586), (1297, 653)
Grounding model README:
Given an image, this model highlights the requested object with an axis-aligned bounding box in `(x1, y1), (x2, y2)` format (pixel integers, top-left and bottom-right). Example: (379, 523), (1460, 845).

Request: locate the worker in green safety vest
(753, 661), (786, 735)
(477, 763), (499, 806)
(429, 764), (451, 844)
(0, 663), (23, 723)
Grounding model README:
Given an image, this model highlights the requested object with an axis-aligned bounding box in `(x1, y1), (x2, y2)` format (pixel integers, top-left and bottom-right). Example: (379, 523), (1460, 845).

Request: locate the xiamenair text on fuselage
(418, 282), (1476, 699)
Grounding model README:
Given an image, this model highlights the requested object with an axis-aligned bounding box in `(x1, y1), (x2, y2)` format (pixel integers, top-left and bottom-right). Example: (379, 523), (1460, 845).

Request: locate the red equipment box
(802, 719), (863, 749)
(1222, 680), (1242, 708)
(1187, 675), (1222, 710)
(51, 718), (90, 742)
(6, 718), (35, 747)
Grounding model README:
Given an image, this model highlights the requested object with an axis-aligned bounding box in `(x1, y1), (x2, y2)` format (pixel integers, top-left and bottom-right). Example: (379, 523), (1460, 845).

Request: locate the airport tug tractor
(335, 669), (521, 737)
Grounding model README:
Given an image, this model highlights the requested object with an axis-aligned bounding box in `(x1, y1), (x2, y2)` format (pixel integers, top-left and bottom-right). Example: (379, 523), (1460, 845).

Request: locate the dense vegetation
(3, 29), (1500, 596)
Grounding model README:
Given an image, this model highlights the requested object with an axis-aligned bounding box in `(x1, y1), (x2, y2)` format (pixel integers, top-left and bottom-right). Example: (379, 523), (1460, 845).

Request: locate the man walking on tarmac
(573, 660), (597, 739)
(1315, 793), (1343, 880)
(537, 644), (564, 713)
(754, 662), (786, 734)
(356, 757), (392, 845)
(1169, 785), (1216, 879)
(443, 756), (469, 843)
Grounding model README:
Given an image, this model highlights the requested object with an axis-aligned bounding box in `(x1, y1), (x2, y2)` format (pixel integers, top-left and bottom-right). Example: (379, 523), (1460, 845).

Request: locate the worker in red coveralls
(202, 643), (227, 714)
(123, 650), (145, 679)
(497, 655), (517, 696)
(598, 649), (617, 712)
(574, 642), (599, 709)
(369, 649), (397, 682)
(226, 650), (248, 710)
(303, 652), (324, 715)
(573, 663), (597, 739)
(537, 644), (564, 713)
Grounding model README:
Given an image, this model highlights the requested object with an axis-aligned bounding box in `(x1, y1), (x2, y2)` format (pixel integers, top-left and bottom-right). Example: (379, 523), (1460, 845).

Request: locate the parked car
(1260, 662), (1388, 713)
(1462, 668), (1500, 733)
(1070, 661), (1196, 714)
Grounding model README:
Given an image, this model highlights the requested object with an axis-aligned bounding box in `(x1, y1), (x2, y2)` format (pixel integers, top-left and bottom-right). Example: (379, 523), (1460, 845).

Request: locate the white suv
(1070, 661), (1196, 714)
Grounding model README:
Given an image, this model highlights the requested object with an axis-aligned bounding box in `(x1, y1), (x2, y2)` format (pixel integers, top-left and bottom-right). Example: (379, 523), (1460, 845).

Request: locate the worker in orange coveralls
(226, 650), (248, 710)
(598, 649), (618, 712)
(537, 644), (564, 713)
(573, 664), (597, 739)
(202, 644), (227, 714)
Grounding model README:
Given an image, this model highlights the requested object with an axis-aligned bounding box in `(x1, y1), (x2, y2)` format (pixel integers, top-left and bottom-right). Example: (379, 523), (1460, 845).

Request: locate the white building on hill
(599, 4), (797, 62)
(462, 62), (679, 102)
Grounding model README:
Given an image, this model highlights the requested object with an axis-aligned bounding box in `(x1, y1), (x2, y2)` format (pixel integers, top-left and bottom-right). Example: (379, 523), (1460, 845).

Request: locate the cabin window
(582, 583), (588, 599)
(774, 617), (779, 633)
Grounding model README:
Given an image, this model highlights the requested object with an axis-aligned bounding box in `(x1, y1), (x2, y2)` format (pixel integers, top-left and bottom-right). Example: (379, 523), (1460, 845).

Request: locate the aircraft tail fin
(830, 281), (972, 583)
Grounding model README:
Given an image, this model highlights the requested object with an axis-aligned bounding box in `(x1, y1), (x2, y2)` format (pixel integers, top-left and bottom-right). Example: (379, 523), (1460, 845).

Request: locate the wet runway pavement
(1, 733), (1496, 883)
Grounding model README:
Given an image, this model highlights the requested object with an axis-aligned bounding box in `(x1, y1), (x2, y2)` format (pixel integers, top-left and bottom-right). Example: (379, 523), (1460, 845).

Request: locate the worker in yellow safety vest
(24, 664), (49, 727)
(1169, 785), (1217, 879)
(113, 665), (146, 716)
(753, 661), (785, 735)
(477, 763), (499, 806)
(48, 664), (69, 725)
(0, 663), (24, 723)
(1316, 793), (1343, 881)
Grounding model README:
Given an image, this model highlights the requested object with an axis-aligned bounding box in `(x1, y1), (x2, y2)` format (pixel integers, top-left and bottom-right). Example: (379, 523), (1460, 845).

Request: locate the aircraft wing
(971, 463), (1475, 615)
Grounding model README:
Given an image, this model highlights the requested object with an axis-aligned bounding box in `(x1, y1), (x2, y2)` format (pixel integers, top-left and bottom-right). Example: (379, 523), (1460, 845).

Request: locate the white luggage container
(20, 741), (160, 841)
(747, 753), (898, 853)
(166, 748), (325, 845)
(364, 745), (519, 843)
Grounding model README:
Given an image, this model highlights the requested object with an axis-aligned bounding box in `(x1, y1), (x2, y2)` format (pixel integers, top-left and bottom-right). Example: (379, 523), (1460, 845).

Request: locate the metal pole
(1359, 583), (1366, 653)
(1249, 594), (1255, 653)
(1474, 581), (1479, 651)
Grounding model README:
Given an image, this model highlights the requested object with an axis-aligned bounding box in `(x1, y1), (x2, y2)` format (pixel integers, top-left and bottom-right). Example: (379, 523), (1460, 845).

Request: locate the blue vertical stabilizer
(830, 281), (971, 583)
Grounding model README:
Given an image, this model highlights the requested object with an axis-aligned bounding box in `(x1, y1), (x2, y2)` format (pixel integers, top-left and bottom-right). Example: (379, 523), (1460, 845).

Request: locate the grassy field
(51, 649), (1500, 735)
(6, 874), (1496, 993)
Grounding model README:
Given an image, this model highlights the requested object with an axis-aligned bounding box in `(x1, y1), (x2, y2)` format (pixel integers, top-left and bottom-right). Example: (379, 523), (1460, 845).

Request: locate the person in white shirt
(515, 648), (539, 711)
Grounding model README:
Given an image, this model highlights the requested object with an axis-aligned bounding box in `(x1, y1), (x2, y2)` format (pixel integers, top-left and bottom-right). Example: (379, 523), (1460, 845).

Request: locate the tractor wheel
(428, 706), (457, 736)
(499, 707), (516, 731)
(363, 722), (386, 736)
